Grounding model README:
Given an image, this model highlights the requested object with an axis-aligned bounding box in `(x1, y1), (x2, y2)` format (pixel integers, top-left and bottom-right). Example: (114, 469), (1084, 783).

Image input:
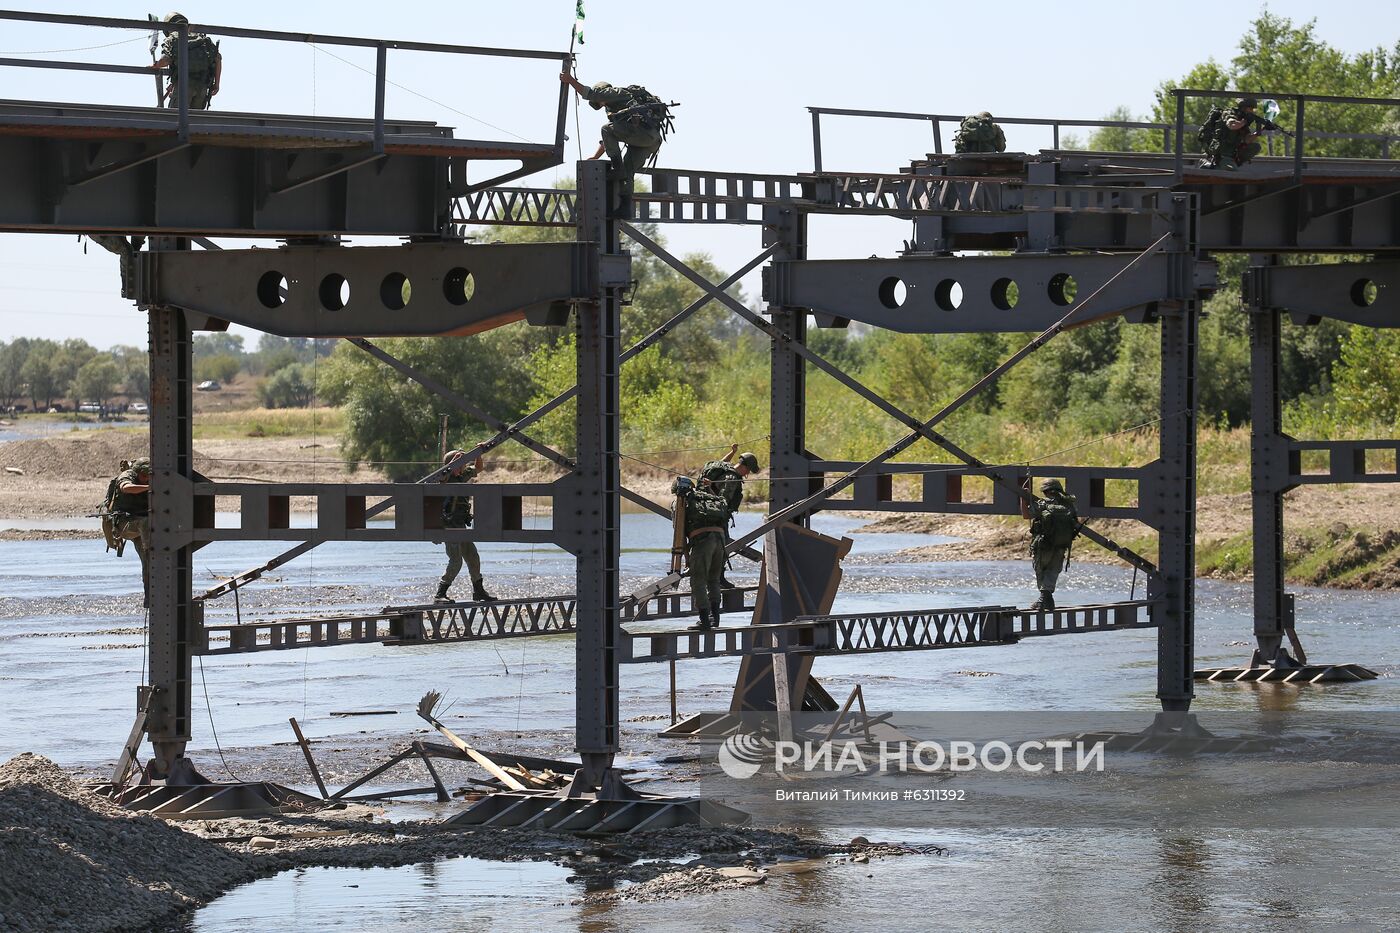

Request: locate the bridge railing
(807, 105), (1174, 172)
(810, 97), (1400, 175)
(0, 9), (570, 167)
(1171, 88), (1400, 180)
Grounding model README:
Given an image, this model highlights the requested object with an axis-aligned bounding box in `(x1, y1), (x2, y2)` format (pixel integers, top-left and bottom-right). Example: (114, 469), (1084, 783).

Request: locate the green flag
(573, 0), (585, 45)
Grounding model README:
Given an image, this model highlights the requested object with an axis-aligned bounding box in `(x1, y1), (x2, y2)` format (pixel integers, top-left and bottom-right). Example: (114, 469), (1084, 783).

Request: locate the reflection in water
(1153, 835), (1213, 920)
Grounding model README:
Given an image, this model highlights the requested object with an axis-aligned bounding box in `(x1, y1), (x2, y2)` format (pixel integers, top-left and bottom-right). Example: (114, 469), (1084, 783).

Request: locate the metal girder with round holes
(765, 252), (1218, 333)
(136, 241), (626, 337)
(1244, 260), (1400, 327)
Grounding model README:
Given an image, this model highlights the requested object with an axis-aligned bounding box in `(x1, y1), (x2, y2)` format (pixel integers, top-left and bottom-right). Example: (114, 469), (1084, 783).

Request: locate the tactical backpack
(687, 488), (730, 531)
(186, 34), (219, 79)
(700, 460), (742, 514)
(1038, 498), (1081, 550)
(617, 85), (675, 166)
(956, 115), (1000, 150)
(165, 32), (220, 105)
(1197, 108), (1224, 151)
(700, 459), (737, 487)
(99, 460), (131, 556)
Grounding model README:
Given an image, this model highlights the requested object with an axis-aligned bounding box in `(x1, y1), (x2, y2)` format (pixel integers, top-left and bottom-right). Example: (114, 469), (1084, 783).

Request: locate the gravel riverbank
(1, 753), (910, 931)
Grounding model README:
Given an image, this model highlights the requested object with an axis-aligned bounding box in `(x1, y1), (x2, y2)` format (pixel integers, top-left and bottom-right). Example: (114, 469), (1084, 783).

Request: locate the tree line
(315, 13), (1400, 480)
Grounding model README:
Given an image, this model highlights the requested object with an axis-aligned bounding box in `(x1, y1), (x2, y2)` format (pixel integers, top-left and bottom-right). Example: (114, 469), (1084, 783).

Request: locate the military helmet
(443, 448), (470, 468)
(671, 475), (694, 495)
(165, 12), (188, 24)
(738, 452), (762, 473)
(588, 81), (611, 110)
(1237, 97), (1258, 110)
(131, 457), (151, 473)
(977, 111), (993, 120)
(1040, 478), (1065, 496)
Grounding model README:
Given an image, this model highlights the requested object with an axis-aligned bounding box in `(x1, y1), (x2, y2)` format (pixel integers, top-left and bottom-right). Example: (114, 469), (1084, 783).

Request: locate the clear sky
(0, 0), (1391, 348)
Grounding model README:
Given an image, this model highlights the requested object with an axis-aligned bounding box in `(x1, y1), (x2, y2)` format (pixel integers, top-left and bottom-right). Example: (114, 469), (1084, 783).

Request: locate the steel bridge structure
(3, 11), (1398, 798)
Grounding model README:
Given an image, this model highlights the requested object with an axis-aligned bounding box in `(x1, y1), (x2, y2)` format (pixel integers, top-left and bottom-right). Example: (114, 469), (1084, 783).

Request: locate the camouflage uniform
(700, 460), (745, 515)
(954, 112), (1007, 153)
(112, 461), (152, 603)
(700, 452), (761, 587)
(160, 28), (219, 111)
(583, 83), (665, 177)
(678, 483), (731, 629)
(1025, 480), (1078, 610)
(1207, 105), (1265, 170)
(435, 458), (493, 602)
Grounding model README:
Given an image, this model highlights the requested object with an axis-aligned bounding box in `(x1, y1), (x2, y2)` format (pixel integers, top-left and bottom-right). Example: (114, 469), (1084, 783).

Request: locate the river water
(1, 512), (1396, 930)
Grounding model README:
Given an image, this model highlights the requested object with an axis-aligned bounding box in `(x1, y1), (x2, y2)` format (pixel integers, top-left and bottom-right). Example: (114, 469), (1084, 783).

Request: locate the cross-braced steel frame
(2, 9), (1396, 787)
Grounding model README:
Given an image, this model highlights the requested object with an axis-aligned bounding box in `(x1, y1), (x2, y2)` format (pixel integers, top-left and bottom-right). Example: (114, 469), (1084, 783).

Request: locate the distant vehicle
(79, 402), (101, 413)
(130, 401), (149, 414)
(196, 380), (222, 391)
(47, 404), (66, 413)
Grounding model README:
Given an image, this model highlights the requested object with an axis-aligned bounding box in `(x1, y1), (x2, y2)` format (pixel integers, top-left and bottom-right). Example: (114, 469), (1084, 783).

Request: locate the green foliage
(72, 356), (121, 405)
(111, 345), (149, 402)
(1328, 328), (1400, 424)
(1086, 105), (1160, 153)
(0, 338), (29, 408)
(193, 333), (245, 359)
(195, 353), (240, 385)
(1154, 12), (1400, 157)
(257, 362), (316, 409)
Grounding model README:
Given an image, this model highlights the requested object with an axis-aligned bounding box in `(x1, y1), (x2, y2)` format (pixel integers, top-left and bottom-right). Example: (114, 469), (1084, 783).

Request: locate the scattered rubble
(0, 753), (928, 930)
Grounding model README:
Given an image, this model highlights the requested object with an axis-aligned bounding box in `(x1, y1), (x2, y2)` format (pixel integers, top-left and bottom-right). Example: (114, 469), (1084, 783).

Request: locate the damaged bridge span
(3, 10), (1396, 817)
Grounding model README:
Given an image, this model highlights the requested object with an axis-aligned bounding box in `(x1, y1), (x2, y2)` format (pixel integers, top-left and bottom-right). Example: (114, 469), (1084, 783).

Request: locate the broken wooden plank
(288, 717), (329, 799)
(416, 691), (528, 791)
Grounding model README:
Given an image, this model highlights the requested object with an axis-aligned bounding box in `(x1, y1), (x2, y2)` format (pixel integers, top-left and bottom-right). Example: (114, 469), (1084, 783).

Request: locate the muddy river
(1, 513), (1395, 930)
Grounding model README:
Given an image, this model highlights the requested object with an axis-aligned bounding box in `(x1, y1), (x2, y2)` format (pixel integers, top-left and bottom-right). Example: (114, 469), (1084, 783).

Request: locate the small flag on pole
(572, 0), (585, 45)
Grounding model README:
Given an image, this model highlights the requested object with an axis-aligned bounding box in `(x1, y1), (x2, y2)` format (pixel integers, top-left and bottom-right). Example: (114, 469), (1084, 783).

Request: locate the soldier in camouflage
(560, 70), (669, 182)
(699, 446), (762, 588)
(1019, 478), (1080, 612)
(434, 450), (495, 604)
(1203, 98), (1266, 170)
(106, 457), (152, 606)
(954, 112), (1007, 153)
(672, 476), (732, 630)
(150, 13), (222, 111)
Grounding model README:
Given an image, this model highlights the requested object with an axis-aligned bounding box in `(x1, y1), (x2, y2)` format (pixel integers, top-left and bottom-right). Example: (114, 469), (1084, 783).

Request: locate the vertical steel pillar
(1152, 194), (1198, 711)
(146, 302), (195, 777)
(765, 204), (809, 537)
(571, 161), (621, 788)
(1245, 255), (1291, 660)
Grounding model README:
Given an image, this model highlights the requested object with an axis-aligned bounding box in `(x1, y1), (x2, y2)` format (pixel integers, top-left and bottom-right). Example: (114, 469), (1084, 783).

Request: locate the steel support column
(1152, 195), (1199, 710)
(1245, 256), (1292, 660)
(766, 204), (809, 533)
(146, 301), (196, 777)
(571, 161), (621, 788)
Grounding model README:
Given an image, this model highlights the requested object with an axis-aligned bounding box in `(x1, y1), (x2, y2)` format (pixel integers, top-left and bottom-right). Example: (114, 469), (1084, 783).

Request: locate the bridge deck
(0, 99), (555, 161)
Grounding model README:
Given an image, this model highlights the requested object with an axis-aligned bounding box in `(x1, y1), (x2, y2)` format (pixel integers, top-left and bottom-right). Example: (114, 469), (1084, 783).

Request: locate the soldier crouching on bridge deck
(954, 112), (1007, 153)
(560, 70), (674, 190)
(100, 457), (152, 608)
(150, 13), (223, 111)
(1200, 98), (1275, 170)
(1019, 478), (1081, 612)
(672, 475), (732, 631)
(699, 445), (762, 589)
(434, 449), (496, 604)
